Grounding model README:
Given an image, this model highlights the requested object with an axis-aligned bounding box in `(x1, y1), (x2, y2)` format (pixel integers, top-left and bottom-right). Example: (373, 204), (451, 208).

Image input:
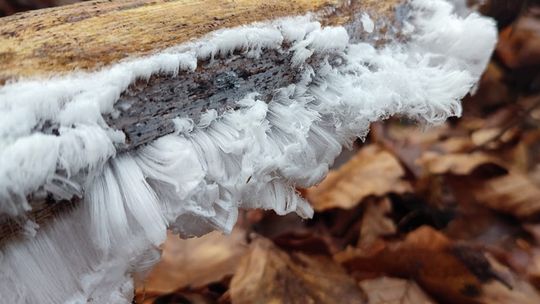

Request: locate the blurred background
(2, 1), (540, 303)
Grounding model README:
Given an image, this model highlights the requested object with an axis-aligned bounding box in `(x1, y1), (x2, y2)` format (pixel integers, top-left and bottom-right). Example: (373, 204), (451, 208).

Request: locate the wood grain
(0, 0), (401, 83)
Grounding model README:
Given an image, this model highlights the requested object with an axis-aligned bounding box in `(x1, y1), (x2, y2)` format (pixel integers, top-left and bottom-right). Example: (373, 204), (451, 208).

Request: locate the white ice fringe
(0, 0), (497, 303)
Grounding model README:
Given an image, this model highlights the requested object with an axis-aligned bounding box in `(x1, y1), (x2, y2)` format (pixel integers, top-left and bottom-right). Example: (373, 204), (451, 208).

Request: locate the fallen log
(0, 0), (404, 245)
(0, 0), (497, 302)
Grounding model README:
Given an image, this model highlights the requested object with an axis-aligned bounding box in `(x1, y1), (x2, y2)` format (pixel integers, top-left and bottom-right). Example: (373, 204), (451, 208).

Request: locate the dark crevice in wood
(108, 49), (299, 151)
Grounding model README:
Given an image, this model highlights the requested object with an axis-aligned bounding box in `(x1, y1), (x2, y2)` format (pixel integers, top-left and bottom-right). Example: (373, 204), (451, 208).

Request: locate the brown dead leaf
(358, 198), (396, 249)
(336, 226), (510, 304)
(472, 128), (504, 147)
(417, 143), (540, 219)
(477, 251), (540, 304)
(436, 136), (475, 153)
(450, 171), (540, 220)
(530, 164), (540, 187)
(515, 247), (540, 289)
(136, 229), (247, 298)
(497, 16), (540, 69)
(464, 63), (511, 111)
(480, 279), (540, 304)
(516, 130), (540, 184)
(419, 152), (503, 176)
(445, 204), (522, 249)
(529, 252), (540, 289)
(306, 145), (411, 211)
(230, 237), (365, 304)
(509, 225), (540, 288)
(371, 122), (449, 177)
(471, 127), (520, 149)
(272, 230), (335, 256)
(359, 277), (435, 304)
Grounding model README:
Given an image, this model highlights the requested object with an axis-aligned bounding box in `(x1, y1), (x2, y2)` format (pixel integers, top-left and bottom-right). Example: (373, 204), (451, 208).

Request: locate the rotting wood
(0, 0), (407, 246)
(108, 51), (300, 151)
(0, 0), (403, 83)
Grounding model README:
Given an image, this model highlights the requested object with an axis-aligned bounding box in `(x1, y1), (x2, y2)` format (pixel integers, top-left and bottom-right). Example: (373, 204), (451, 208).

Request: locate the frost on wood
(0, 0), (497, 303)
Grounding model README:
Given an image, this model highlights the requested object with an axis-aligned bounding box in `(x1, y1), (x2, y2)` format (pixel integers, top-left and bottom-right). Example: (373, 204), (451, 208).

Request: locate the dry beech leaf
(445, 204), (521, 249)
(511, 246), (540, 289)
(358, 198), (396, 249)
(136, 229), (247, 297)
(272, 231), (335, 256)
(306, 145), (411, 211)
(478, 252), (540, 304)
(471, 128), (502, 146)
(371, 123), (445, 177)
(359, 277), (435, 304)
(418, 148), (540, 219)
(516, 225), (540, 288)
(528, 249), (540, 288)
(465, 62), (511, 109)
(516, 130), (540, 185)
(471, 127), (519, 149)
(336, 226), (511, 304)
(230, 237), (365, 304)
(470, 172), (540, 219)
(419, 151), (503, 176)
(497, 16), (540, 69)
(529, 164), (540, 187)
(436, 136), (475, 153)
(450, 171), (540, 219)
(480, 279), (540, 304)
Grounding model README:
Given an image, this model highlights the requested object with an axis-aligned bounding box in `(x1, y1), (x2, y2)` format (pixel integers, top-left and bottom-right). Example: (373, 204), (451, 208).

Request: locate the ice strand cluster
(0, 0), (497, 303)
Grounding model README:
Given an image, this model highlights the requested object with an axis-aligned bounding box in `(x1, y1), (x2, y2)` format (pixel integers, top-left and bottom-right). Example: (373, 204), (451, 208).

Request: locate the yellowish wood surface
(0, 0), (402, 83)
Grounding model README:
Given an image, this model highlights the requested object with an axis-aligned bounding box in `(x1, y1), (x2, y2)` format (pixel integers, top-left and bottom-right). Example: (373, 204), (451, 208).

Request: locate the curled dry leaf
(136, 229), (247, 297)
(469, 171), (540, 219)
(359, 277), (435, 304)
(517, 225), (540, 288)
(358, 198), (396, 249)
(529, 164), (540, 187)
(480, 279), (540, 304)
(471, 127), (520, 149)
(371, 123), (445, 177)
(445, 204), (522, 250)
(306, 145), (411, 211)
(525, 248), (540, 288)
(436, 136), (475, 153)
(517, 130), (540, 185)
(503, 244), (540, 290)
(470, 127), (500, 146)
(335, 226), (513, 304)
(418, 149), (540, 219)
(450, 171), (540, 220)
(419, 151), (503, 176)
(465, 62), (511, 109)
(497, 16), (540, 69)
(230, 237), (365, 304)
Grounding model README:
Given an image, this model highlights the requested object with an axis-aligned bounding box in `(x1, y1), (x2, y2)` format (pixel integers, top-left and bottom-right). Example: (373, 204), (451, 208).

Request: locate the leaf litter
(135, 4), (540, 304)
